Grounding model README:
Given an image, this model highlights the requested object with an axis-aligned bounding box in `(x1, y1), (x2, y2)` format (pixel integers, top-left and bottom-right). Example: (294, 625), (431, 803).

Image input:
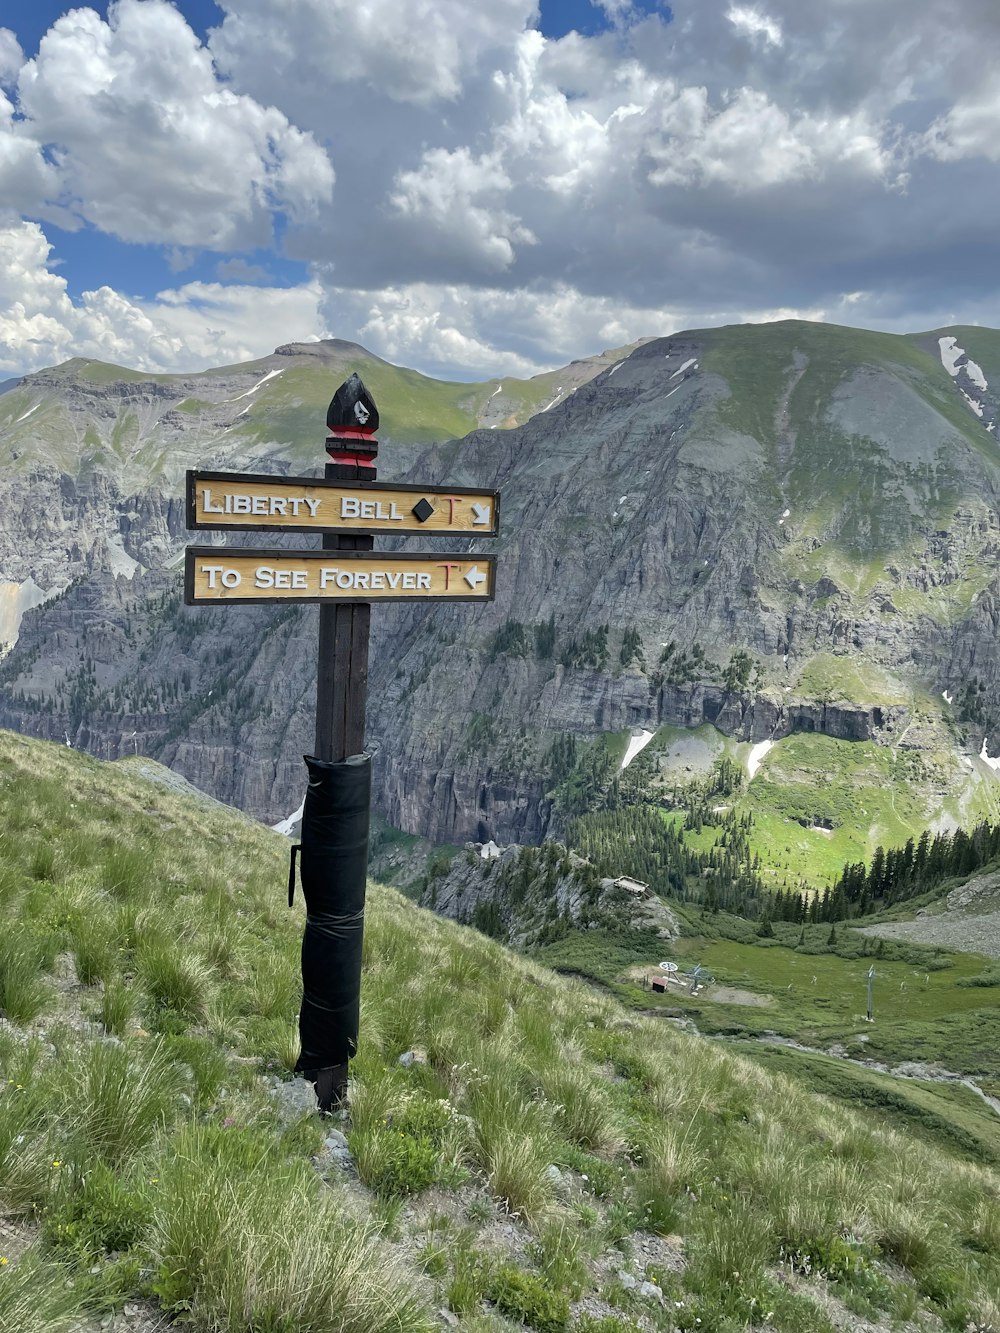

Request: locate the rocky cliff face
(3, 320), (1000, 853)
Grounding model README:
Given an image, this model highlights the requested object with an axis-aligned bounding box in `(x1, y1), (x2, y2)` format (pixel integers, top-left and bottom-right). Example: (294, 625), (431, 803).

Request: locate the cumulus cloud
(10, 0), (334, 249)
(4, 0), (1000, 378)
(726, 5), (783, 47)
(210, 0), (539, 107)
(0, 27), (23, 85)
(0, 221), (327, 375)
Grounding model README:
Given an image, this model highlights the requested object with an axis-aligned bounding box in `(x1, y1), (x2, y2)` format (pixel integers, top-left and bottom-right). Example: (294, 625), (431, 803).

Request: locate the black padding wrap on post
(293, 752), (371, 1076)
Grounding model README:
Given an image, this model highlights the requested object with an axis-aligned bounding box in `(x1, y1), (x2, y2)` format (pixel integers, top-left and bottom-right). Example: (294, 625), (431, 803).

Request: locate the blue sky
(1, 0), (999, 379)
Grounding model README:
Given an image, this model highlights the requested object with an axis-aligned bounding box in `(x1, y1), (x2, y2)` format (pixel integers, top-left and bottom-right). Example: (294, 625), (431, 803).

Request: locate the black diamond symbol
(412, 498), (434, 523)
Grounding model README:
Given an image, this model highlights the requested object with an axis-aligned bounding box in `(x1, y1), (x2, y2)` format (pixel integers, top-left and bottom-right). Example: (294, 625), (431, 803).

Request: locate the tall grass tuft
(138, 939), (211, 1023)
(0, 928), (50, 1024)
(0, 1251), (86, 1332)
(65, 1038), (188, 1167)
(542, 1064), (624, 1153)
(99, 979), (134, 1037)
(69, 912), (117, 987)
(28, 842), (57, 882)
(150, 1124), (436, 1333)
(101, 846), (150, 901)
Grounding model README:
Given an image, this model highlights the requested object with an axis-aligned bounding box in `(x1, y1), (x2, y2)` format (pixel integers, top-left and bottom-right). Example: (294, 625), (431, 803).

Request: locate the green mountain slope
(2, 730), (1000, 1332)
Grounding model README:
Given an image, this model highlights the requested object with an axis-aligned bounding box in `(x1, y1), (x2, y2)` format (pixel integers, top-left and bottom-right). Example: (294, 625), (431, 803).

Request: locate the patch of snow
(619, 495), (627, 504)
(965, 358), (988, 391)
(232, 368), (284, 402)
(539, 387), (563, 413)
(14, 403), (39, 424)
(939, 336), (964, 376)
(272, 797), (305, 836)
(747, 739), (775, 780)
(782, 508), (790, 518)
(480, 840), (501, 859)
(490, 383), (503, 397)
(606, 362), (623, 377)
(662, 385), (681, 401)
(942, 690), (953, 704)
(670, 357), (697, 380)
(778, 519), (784, 526)
(621, 729), (655, 771)
(980, 738), (1000, 773)
(962, 391), (984, 418)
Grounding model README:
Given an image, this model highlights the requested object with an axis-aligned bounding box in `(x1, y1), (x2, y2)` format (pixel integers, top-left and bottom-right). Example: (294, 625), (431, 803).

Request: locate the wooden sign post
(183, 372), (498, 1111)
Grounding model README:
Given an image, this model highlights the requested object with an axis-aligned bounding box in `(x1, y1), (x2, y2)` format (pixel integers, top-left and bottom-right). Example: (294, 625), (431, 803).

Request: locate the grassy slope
(624, 723), (1000, 889)
(2, 732), (1000, 1333)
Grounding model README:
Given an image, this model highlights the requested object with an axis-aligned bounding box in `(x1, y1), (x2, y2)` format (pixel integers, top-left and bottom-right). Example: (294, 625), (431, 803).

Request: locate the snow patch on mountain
(747, 739), (774, 779)
(621, 729), (655, 770)
(232, 368), (284, 401)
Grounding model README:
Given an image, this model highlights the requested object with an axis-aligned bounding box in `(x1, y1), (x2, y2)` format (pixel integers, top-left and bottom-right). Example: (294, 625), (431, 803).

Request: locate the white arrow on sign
(464, 565), (488, 590)
(471, 502), (491, 525)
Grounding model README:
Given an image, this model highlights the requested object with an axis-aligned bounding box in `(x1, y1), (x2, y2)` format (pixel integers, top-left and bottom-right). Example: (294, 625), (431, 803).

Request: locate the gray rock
(323, 1129), (349, 1151)
(617, 1271), (637, 1289)
(639, 1280), (664, 1302)
(267, 1076), (316, 1121)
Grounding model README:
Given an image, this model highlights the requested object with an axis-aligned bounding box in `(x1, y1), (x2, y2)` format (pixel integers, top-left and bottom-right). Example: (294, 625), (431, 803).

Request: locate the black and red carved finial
(326, 373), (379, 467)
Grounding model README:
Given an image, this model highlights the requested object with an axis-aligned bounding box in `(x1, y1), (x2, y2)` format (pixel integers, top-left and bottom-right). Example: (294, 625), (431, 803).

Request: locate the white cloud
(390, 147), (536, 272)
(926, 84), (1000, 162)
(0, 88), (57, 214)
(11, 0), (334, 249)
(0, 220), (328, 376)
(0, 28), (22, 85)
(210, 0), (539, 107)
(726, 5), (783, 47)
(646, 85), (892, 190)
(5, 0), (1000, 381)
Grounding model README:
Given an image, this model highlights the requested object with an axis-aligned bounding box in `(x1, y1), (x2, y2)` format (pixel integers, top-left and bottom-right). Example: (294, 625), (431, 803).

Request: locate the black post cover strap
(291, 752), (371, 1080)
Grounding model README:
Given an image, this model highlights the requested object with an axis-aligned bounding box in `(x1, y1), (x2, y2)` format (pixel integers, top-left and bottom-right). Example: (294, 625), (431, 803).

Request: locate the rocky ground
(858, 869), (1000, 959)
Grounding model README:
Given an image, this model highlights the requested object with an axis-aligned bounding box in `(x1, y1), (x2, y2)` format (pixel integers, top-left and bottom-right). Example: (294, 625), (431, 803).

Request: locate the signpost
(183, 372), (498, 1111)
(185, 548), (496, 603)
(187, 471), (499, 536)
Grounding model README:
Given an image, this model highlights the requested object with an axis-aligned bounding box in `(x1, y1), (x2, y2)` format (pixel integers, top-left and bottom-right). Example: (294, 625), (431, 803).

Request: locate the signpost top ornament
(326, 372), (379, 467)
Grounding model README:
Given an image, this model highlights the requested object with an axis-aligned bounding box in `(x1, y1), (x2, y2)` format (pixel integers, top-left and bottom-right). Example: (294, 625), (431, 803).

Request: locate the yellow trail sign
(186, 470), (499, 536)
(185, 547), (496, 604)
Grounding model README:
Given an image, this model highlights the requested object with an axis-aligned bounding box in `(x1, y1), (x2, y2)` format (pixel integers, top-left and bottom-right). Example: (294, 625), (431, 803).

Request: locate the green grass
(736, 732), (963, 885)
(737, 1043), (1000, 1166)
(795, 653), (911, 706)
(3, 728), (1000, 1333)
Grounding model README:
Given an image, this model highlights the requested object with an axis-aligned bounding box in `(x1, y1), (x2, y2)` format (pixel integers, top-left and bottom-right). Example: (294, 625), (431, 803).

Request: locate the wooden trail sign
(187, 470), (499, 537)
(185, 547), (496, 603)
(182, 370), (500, 1114)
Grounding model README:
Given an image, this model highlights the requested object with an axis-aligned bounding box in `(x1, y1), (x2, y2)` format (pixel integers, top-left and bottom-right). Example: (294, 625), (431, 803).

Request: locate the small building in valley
(614, 875), (650, 897)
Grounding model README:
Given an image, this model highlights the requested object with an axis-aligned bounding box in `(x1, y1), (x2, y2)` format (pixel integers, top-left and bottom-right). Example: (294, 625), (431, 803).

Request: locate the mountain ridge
(3, 319), (1000, 885)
